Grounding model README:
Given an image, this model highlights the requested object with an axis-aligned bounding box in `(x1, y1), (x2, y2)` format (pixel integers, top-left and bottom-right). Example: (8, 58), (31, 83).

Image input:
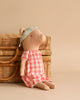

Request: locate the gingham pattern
(21, 50), (52, 88)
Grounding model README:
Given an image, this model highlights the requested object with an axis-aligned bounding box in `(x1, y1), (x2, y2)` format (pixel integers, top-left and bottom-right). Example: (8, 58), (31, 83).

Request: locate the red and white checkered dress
(21, 50), (52, 88)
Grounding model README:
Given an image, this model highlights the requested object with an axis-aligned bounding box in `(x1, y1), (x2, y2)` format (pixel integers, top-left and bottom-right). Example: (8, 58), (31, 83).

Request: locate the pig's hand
(20, 58), (26, 76)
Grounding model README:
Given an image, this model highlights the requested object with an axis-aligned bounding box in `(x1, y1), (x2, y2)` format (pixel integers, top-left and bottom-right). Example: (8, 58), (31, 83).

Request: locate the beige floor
(0, 72), (80, 100)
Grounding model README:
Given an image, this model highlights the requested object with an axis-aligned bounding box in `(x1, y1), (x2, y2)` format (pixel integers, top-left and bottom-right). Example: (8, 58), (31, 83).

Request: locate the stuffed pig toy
(19, 27), (55, 90)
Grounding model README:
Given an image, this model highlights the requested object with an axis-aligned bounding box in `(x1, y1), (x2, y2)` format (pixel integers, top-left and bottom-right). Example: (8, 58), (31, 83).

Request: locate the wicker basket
(0, 33), (52, 82)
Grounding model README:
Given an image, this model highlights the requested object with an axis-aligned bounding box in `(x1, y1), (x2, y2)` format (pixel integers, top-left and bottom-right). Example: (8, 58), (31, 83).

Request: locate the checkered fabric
(21, 50), (52, 88)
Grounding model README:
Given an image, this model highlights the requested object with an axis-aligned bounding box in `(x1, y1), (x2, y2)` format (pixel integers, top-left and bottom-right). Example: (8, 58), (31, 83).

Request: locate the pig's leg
(43, 81), (55, 89)
(34, 82), (50, 90)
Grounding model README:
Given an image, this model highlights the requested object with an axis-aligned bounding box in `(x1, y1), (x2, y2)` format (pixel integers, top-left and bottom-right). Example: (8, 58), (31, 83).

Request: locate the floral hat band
(19, 27), (35, 47)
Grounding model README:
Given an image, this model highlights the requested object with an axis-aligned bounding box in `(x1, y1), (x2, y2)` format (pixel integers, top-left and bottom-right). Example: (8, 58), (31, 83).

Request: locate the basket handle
(0, 47), (19, 63)
(0, 63), (18, 81)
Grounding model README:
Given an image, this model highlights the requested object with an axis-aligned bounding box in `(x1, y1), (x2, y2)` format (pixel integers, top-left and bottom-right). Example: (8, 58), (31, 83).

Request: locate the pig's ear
(35, 26), (38, 28)
(19, 27), (25, 35)
(35, 26), (39, 29)
(35, 26), (40, 31)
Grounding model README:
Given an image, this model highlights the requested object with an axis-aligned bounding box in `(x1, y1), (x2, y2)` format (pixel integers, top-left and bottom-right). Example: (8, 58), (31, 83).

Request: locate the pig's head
(19, 27), (46, 51)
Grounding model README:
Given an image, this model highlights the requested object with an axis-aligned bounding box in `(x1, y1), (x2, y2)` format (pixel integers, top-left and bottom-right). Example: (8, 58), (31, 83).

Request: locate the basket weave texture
(0, 34), (52, 82)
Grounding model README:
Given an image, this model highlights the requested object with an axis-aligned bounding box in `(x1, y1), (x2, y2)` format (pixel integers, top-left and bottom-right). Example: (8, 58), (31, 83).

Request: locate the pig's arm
(20, 58), (26, 76)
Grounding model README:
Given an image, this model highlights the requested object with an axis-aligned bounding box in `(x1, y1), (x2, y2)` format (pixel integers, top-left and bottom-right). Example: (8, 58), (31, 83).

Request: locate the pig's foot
(43, 81), (55, 89)
(34, 82), (50, 90)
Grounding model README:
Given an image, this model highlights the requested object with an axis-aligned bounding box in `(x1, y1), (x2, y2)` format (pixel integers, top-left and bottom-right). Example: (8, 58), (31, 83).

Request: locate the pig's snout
(40, 34), (46, 44)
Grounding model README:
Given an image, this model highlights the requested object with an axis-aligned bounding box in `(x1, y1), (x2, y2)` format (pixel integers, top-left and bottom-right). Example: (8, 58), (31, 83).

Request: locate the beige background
(0, 0), (80, 77)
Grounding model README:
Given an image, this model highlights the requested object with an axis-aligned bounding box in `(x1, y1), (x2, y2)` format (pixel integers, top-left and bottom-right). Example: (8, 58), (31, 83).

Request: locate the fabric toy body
(19, 27), (55, 90)
(21, 50), (52, 88)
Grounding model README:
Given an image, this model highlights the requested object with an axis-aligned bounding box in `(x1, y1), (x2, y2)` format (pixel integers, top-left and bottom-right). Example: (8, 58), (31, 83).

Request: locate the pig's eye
(30, 35), (32, 37)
